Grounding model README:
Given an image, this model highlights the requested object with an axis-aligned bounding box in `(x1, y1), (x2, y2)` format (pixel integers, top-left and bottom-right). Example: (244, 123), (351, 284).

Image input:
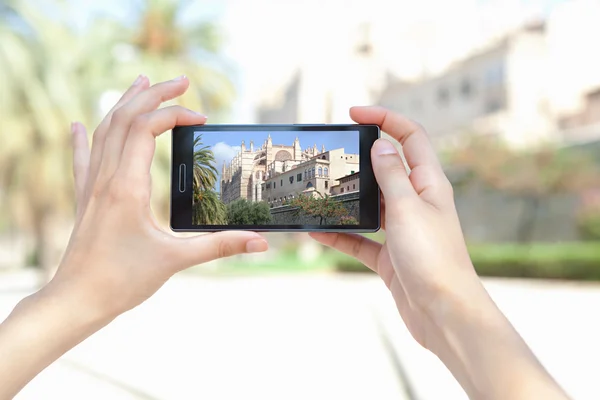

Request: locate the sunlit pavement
(1, 271), (600, 400)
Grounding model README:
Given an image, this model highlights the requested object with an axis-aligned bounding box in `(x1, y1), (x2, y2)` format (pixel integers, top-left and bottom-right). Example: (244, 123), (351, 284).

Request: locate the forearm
(428, 282), (569, 400)
(0, 284), (109, 399)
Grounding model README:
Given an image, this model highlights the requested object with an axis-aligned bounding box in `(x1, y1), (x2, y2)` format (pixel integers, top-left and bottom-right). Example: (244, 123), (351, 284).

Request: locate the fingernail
(70, 122), (77, 134)
(132, 74), (145, 85)
(373, 139), (398, 156)
(246, 239), (268, 253)
(173, 75), (187, 81)
(189, 109), (207, 118)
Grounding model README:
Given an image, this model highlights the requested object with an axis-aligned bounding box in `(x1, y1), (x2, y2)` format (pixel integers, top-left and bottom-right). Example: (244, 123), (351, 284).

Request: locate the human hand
(49, 75), (268, 322)
(310, 106), (487, 349)
(310, 107), (570, 400)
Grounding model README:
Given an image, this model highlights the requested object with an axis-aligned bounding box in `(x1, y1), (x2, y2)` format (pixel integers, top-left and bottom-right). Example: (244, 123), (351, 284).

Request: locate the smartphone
(170, 124), (380, 232)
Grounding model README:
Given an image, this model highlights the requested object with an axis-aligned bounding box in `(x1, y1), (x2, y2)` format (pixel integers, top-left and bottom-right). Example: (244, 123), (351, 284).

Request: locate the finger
(98, 76), (190, 182)
(371, 139), (416, 201)
(380, 195), (386, 231)
(119, 106), (207, 179)
(170, 231), (269, 272)
(87, 75), (150, 188)
(350, 106), (442, 171)
(71, 122), (89, 211)
(309, 232), (381, 273)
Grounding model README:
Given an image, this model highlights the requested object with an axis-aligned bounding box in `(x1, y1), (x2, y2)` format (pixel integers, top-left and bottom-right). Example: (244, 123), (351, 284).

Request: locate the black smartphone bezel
(171, 124), (380, 232)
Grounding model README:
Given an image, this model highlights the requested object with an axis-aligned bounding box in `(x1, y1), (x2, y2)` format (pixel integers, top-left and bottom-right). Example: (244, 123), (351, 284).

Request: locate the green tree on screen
(226, 199), (273, 225)
(288, 194), (348, 225)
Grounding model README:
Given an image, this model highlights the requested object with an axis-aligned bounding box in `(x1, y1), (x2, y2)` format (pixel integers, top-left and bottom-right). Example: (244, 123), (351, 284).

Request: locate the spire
(321, 144), (325, 153)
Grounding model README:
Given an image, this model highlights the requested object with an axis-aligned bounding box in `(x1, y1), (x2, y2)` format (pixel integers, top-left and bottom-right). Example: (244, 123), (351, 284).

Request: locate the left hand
(50, 75), (268, 321)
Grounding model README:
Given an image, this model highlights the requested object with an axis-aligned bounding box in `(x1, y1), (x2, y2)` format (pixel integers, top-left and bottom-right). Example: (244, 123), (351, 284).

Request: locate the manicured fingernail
(132, 74), (145, 85)
(373, 139), (398, 156)
(173, 75), (187, 81)
(246, 239), (268, 253)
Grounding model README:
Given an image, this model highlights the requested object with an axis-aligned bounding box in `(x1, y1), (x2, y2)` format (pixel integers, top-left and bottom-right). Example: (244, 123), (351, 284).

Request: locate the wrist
(424, 273), (566, 399)
(28, 277), (115, 333)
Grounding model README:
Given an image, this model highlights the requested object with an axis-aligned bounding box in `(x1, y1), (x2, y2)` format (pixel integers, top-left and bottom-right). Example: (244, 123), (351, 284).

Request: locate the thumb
(371, 139), (416, 201)
(171, 231), (269, 272)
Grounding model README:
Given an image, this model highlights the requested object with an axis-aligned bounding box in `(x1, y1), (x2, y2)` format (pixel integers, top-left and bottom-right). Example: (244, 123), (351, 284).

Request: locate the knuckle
(218, 240), (235, 259)
(438, 176), (455, 198)
(350, 236), (363, 258)
(111, 107), (130, 127)
(107, 179), (129, 203)
(411, 119), (427, 133)
(131, 114), (150, 132)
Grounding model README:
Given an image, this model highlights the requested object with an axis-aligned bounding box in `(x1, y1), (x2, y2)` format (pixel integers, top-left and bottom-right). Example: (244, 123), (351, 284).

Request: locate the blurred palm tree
(0, 0), (235, 270)
(0, 0), (92, 271)
(108, 0), (236, 221)
(192, 134), (226, 224)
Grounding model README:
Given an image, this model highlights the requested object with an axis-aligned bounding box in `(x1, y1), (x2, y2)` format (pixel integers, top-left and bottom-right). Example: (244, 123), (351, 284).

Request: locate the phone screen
(171, 124), (379, 232)
(192, 129), (361, 226)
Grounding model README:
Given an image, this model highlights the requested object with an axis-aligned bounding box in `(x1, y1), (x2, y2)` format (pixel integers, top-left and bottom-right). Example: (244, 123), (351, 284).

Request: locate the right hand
(310, 106), (487, 351)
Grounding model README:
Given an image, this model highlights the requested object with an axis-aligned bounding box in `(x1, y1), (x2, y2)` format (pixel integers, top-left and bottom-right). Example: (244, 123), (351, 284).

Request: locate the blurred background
(2, 0), (600, 398)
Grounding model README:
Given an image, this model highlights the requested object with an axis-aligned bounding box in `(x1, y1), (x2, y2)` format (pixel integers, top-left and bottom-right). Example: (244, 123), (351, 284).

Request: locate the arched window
(324, 167), (329, 177)
(311, 167), (315, 177)
(318, 167), (323, 176)
(304, 170), (307, 179)
(306, 182), (314, 189)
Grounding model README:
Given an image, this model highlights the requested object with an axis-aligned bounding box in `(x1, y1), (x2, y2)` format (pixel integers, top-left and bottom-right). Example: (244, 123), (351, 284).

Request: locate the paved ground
(1, 271), (600, 399)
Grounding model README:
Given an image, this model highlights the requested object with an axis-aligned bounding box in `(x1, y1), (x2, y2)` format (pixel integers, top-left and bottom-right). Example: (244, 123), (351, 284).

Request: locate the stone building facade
(330, 171), (360, 195)
(221, 135), (333, 204)
(220, 135), (360, 206)
(261, 148), (359, 206)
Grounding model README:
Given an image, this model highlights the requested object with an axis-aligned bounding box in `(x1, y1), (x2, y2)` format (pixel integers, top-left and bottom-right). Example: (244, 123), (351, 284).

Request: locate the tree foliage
(193, 134), (218, 191)
(226, 199), (273, 225)
(191, 133), (225, 224)
(451, 136), (599, 242)
(192, 189), (227, 225)
(288, 194), (348, 225)
(0, 0), (235, 267)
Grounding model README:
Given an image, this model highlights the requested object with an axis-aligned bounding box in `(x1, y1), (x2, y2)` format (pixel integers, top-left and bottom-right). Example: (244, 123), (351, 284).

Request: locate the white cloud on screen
(212, 142), (241, 173)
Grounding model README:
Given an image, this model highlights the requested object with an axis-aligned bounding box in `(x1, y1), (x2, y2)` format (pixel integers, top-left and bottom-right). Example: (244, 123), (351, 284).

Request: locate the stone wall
(454, 184), (580, 242)
(270, 192), (360, 225)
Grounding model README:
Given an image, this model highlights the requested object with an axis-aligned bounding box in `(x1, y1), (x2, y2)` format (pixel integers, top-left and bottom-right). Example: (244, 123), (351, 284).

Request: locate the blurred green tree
(452, 136), (599, 242)
(0, 0), (94, 271)
(226, 199), (273, 225)
(108, 0), (236, 222)
(0, 0), (235, 271)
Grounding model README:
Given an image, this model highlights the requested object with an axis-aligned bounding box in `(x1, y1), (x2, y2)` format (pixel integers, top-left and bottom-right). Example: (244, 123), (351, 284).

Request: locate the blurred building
(379, 21), (555, 149)
(378, 1), (600, 149)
